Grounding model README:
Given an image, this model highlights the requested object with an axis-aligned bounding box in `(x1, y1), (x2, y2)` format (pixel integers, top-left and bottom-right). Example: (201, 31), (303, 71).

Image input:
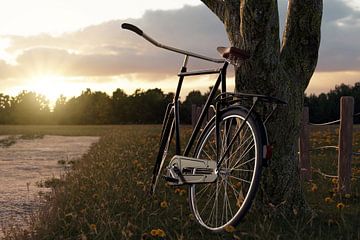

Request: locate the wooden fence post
(299, 106), (311, 181)
(338, 96), (354, 194)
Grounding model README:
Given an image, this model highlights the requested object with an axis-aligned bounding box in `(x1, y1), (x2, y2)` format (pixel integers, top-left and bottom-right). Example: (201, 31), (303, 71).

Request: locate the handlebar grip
(121, 23), (143, 36)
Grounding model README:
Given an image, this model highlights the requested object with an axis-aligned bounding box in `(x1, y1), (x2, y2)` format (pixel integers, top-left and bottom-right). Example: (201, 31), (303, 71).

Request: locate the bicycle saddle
(217, 46), (250, 64)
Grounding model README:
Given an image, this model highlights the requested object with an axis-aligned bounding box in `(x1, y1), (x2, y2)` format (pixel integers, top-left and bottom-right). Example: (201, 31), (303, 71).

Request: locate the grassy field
(1, 125), (360, 239)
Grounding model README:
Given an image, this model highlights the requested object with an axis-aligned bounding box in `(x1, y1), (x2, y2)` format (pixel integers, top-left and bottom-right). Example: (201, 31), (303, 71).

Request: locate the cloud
(0, 1), (359, 85)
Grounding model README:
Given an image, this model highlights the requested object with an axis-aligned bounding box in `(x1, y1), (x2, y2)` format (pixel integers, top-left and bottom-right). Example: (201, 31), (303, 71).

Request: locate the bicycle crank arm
(165, 155), (217, 186)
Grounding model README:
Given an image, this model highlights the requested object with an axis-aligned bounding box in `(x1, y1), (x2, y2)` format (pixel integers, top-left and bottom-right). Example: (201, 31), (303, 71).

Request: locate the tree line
(305, 82), (360, 124)
(0, 88), (210, 125)
(0, 82), (359, 125)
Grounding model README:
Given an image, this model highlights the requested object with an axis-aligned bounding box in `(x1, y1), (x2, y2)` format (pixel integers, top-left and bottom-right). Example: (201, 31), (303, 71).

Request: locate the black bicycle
(122, 23), (286, 232)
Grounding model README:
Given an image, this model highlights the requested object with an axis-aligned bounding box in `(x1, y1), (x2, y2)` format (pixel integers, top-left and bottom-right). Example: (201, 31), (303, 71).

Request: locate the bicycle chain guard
(164, 155), (217, 185)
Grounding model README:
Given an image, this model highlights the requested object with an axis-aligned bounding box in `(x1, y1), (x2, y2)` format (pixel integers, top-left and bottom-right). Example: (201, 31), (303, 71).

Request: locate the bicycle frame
(122, 22), (286, 182)
(167, 57), (229, 157)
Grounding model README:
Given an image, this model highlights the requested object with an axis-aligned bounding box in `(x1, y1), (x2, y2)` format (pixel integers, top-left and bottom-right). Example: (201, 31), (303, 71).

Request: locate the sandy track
(0, 135), (99, 233)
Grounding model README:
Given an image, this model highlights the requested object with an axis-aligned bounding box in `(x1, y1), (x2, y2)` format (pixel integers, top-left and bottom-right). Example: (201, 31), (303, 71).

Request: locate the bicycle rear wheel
(189, 108), (263, 232)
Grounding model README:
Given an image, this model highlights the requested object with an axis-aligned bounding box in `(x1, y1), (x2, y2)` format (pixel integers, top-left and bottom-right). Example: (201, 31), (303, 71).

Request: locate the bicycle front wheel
(189, 108), (263, 232)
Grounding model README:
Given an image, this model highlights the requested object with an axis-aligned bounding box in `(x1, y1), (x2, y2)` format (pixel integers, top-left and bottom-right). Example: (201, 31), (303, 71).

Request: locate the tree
(202, 0), (322, 215)
(181, 90), (207, 124)
(0, 93), (11, 124)
(10, 91), (50, 124)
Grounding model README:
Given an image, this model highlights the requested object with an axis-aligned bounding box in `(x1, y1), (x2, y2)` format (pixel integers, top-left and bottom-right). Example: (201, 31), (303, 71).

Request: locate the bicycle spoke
(228, 175), (251, 184)
(227, 134), (254, 168)
(229, 140), (255, 170)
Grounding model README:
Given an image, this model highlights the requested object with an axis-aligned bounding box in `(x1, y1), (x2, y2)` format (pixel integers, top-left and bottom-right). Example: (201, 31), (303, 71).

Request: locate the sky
(0, 0), (360, 105)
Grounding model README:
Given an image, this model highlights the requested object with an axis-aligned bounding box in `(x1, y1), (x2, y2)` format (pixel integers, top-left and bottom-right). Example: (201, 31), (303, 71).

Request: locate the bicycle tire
(188, 107), (263, 232)
(150, 112), (175, 195)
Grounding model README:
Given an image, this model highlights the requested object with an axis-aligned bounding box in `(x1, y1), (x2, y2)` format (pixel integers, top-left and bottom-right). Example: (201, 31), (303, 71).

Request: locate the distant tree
(127, 88), (170, 124)
(10, 91), (50, 124)
(53, 95), (67, 124)
(112, 88), (129, 123)
(61, 89), (113, 124)
(181, 90), (207, 124)
(0, 93), (11, 124)
(306, 83), (360, 123)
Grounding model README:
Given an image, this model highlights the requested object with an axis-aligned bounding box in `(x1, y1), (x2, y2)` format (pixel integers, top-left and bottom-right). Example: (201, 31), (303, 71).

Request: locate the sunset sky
(0, 0), (360, 105)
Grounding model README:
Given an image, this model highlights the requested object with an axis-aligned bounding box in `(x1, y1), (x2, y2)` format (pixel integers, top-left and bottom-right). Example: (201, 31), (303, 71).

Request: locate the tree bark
(201, 0), (323, 216)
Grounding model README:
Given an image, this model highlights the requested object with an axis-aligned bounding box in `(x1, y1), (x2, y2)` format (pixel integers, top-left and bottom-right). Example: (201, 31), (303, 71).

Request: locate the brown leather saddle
(217, 46), (250, 64)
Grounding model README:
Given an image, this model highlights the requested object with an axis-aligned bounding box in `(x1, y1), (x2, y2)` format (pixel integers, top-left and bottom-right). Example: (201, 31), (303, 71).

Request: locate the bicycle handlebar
(121, 23), (225, 64)
(122, 23), (143, 36)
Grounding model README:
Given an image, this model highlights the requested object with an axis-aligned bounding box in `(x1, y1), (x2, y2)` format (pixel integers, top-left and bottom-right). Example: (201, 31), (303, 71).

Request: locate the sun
(28, 74), (67, 105)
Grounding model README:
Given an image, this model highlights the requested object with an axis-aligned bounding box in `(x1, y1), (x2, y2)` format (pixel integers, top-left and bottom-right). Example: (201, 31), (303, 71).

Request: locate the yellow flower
(224, 225), (235, 233)
(331, 178), (338, 184)
(311, 183), (318, 192)
(324, 197), (333, 204)
(150, 229), (158, 236)
(89, 224), (97, 233)
(336, 202), (345, 209)
(150, 229), (166, 237)
(179, 189), (187, 196)
(174, 188), (181, 194)
(344, 193), (351, 199)
(160, 200), (168, 208)
(157, 229), (166, 237)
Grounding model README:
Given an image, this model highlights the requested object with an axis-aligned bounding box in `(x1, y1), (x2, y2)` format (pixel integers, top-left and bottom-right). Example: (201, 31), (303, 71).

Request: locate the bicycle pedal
(163, 175), (179, 183)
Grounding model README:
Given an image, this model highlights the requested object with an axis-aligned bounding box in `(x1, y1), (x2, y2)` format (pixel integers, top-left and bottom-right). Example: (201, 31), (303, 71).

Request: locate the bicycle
(122, 23), (286, 232)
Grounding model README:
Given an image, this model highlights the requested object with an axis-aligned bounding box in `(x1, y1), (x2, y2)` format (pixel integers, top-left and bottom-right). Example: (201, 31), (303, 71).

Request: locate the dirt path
(0, 135), (99, 235)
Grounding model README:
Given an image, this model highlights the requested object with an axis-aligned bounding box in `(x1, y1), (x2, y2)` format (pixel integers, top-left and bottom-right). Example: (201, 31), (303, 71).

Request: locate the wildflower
(331, 178), (338, 184)
(160, 200), (168, 208)
(150, 229), (166, 237)
(150, 229), (158, 236)
(311, 183), (318, 192)
(336, 202), (345, 209)
(236, 196), (244, 208)
(174, 188), (181, 194)
(224, 225), (235, 233)
(89, 224), (97, 233)
(324, 197), (333, 204)
(344, 193), (351, 199)
(157, 229), (166, 237)
(179, 189), (187, 196)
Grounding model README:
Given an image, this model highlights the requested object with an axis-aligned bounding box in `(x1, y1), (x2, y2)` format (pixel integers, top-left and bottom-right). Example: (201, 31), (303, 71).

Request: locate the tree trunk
(201, 0), (323, 216)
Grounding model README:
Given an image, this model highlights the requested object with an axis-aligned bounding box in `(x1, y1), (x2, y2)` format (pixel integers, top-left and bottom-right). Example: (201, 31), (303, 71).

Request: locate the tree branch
(280, 0), (323, 90)
(201, 0), (226, 23)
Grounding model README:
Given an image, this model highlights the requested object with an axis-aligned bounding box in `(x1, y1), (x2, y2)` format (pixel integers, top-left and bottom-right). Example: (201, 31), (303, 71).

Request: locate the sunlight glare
(28, 75), (68, 105)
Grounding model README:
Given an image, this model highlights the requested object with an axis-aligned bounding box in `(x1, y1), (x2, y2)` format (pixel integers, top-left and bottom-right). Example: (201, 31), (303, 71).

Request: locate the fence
(299, 96), (359, 194)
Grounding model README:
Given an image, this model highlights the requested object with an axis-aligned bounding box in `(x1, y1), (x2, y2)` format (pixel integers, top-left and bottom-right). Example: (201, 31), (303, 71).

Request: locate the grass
(1, 125), (360, 239)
